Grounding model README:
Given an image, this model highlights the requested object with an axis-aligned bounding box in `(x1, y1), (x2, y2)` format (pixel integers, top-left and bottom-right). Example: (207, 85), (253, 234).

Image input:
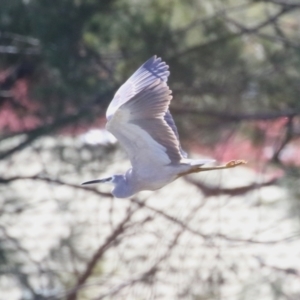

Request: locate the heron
(82, 56), (246, 198)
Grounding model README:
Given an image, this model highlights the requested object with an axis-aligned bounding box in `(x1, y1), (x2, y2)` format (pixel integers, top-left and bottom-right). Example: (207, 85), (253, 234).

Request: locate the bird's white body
(82, 56), (245, 198)
(129, 163), (188, 191)
(111, 161), (207, 198)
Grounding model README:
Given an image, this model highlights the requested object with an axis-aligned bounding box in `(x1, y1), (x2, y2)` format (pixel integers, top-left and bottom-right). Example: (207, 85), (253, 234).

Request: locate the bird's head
(81, 174), (133, 198)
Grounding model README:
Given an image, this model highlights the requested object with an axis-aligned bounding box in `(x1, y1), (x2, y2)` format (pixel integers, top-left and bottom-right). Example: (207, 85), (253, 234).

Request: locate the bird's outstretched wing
(164, 110), (188, 158)
(106, 56), (185, 173)
(106, 56), (169, 120)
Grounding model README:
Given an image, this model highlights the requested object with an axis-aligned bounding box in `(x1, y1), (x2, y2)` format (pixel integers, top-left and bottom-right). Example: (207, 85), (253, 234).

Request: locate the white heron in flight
(82, 56), (246, 198)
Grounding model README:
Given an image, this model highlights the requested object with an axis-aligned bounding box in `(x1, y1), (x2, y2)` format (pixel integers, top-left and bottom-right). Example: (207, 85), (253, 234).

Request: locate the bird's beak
(81, 177), (112, 185)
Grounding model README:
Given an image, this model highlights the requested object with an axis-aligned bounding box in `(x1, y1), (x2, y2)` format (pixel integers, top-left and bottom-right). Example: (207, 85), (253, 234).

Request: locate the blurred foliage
(1, 0), (300, 135)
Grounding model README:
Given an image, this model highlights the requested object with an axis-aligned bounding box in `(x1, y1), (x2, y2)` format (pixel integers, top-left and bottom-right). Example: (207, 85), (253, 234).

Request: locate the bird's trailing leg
(195, 159), (247, 172)
(179, 160), (247, 177)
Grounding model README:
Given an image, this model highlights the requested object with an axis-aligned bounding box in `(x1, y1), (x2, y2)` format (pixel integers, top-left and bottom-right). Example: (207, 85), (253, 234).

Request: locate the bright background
(1, 1), (300, 299)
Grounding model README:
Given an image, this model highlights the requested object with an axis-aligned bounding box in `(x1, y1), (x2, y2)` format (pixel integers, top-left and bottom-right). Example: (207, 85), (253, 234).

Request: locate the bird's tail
(188, 159), (216, 166)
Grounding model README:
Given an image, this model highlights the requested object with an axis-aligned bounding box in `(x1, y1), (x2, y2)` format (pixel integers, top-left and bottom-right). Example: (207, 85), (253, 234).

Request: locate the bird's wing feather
(164, 110), (187, 158)
(106, 56), (169, 120)
(106, 79), (183, 174)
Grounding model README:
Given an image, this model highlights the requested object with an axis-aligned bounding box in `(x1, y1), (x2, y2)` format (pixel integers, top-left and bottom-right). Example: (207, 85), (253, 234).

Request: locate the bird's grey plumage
(164, 110), (187, 158)
(82, 56), (246, 198)
(106, 56), (169, 120)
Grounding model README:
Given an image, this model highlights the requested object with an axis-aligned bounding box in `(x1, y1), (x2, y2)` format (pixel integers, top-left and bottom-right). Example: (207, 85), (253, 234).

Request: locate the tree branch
(130, 198), (298, 245)
(171, 107), (299, 122)
(66, 205), (139, 300)
(185, 177), (278, 197)
(94, 218), (183, 299)
(257, 0), (300, 7)
(0, 175), (112, 198)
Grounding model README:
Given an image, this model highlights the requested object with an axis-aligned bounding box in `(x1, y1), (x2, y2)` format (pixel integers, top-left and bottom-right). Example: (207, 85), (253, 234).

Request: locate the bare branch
(224, 7), (300, 49)
(93, 269), (157, 300)
(225, 6), (294, 34)
(174, 2), (254, 37)
(169, 3), (297, 60)
(171, 107), (299, 122)
(94, 221), (183, 299)
(0, 32), (40, 46)
(0, 110), (95, 161)
(185, 177), (279, 197)
(130, 198), (299, 245)
(0, 45), (40, 55)
(66, 204), (140, 300)
(0, 175), (112, 198)
(255, 256), (300, 277)
(257, 0), (300, 7)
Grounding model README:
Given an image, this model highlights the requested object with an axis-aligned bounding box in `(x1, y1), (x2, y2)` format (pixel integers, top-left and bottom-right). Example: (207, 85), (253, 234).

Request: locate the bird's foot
(224, 160), (247, 168)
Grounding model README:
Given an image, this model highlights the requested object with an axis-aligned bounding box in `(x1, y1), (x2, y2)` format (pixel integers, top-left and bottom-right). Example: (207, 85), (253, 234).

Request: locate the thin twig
(65, 204), (139, 300)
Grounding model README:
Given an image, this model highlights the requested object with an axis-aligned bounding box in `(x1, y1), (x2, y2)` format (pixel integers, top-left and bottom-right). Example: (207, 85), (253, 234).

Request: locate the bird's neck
(111, 170), (136, 198)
